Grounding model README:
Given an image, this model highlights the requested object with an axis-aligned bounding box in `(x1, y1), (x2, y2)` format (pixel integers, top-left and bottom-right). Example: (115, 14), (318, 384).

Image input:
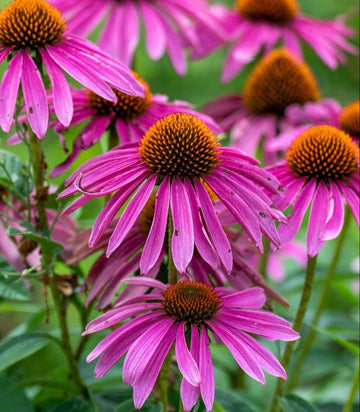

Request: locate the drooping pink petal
(141, 178), (170, 274)
(132, 324), (177, 409)
(175, 322), (201, 386)
(139, 0), (167, 59)
(21, 51), (49, 139)
(208, 321), (266, 384)
(39, 49), (73, 127)
(322, 181), (345, 241)
(107, 175), (157, 256)
(123, 317), (174, 385)
(194, 179), (233, 272)
(307, 181), (330, 257)
(0, 51), (22, 133)
(180, 325), (201, 411)
(199, 325), (215, 412)
(170, 176), (194, 273)
(219, 287), (266, 309)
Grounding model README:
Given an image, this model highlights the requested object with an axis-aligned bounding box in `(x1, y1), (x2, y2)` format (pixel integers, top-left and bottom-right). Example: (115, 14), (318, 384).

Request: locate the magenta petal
(307, 181), (330, 257)
(322, 181), (344, 241)
(141, 178), (170, 274)
(132, 324), (177, 409)
(107, 175), (157, 256)
(21, 51), (48, 139)
(139, 1), (167, 59)
(184, 179), (220, 269)
(180, 325), (201, 411)
(209, 321), (265, 385)
(46, 44), (117, 102)
(220, 287), (266, 309)
(175, 322), (201, 386)
(0, 51), (22, 133)
(278, 180), (317, 247)
(39, 49), (73, 127)
(199, 325), (215, 412)
(194, 179), (233, 272)
(123, 317), (174, 385)
(338, 180), (359, 228)
(123, 277), (168, 290)
(170, 177), (194, 273)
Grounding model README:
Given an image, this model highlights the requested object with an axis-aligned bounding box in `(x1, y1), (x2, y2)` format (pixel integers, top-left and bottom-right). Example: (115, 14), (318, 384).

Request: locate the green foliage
(278, 394), (320, 412)
(0, 332), (54, 372)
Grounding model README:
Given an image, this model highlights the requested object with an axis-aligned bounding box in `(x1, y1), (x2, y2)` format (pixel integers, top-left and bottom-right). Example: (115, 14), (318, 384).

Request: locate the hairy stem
(287, 209), (351, 390)
(269, 255), (318, 412)
(258, 237), (270, 279)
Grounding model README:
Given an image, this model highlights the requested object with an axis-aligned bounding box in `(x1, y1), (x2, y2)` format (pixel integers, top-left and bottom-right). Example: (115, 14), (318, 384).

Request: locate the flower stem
(28, 128), (88, 399)
(269, 254), (318, 412)
(28, 131), (47, 231)
(342, 359), (359, 412)
(287, 209), (351, 391)
(258, 237), (270, 279)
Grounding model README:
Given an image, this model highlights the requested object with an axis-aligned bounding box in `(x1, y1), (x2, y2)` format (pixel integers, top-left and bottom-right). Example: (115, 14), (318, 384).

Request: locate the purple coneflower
(193, 0), (356, 82)
(59, 113), (284, 275)
(46, 72), (220, 176)
(50, 0), (224, 75)
(268, 125), (359, 257)
(203, 49), (337, 163)
(84, 279), (299, 411)
(0, 0), (144, 139)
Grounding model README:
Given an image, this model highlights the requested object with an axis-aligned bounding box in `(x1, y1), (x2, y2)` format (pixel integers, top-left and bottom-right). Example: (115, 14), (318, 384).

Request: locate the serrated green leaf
(0, 150), (33, 199)
(0, 277), (30, 301)
(0, 375), (35, 412)
(7, 227), (63, 255)
(0, 332), (53, 371)
(278, 394), (320, 412)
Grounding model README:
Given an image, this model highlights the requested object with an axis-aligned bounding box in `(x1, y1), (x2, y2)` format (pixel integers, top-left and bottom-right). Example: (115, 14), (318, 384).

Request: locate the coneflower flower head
(268, 125), (359, 256)
(60, 113), (284, 274)
(84, 279), (300, 411)
(0, 0), (143, 139)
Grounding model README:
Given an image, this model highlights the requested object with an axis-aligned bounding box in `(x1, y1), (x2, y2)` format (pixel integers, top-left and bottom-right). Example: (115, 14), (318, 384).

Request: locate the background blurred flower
(50, 0), (226, 75)
(0, 0), (143, 139)
(192, 0), (356, 82)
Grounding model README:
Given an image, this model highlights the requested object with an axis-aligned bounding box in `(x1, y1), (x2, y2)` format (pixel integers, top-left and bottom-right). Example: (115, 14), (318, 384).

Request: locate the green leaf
(0, 277), (30, 301)
(0, 332), (53, 372)
(0, 150), (33, 199)
(53, 398), (93, 412)
(0, 375), (35, 412)
(7, 227), (64, 255)
(278, 394), (320, 412)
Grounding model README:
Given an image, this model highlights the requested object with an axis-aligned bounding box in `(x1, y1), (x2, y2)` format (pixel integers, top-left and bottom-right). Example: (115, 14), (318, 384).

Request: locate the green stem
(287, 209), (351, 391)
(28, 129), (88, 399)
(342, 359), (360, 412)
(28, 131), (47, 231)
(49, 276), (89, 398)
(269, 255), (318, 412)
(258, 237), (270, 279)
